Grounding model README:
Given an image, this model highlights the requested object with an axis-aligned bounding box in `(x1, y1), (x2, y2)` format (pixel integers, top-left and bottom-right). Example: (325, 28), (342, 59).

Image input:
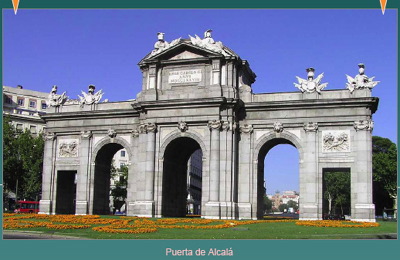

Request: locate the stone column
(75, 131), (92, 215)
(352, 120), (375, 222)
(204, 120), (222, 218)
(39, 132), (56, 214)
(300, 122), (319, 220)
(145, 123), (157, 201)
(126, 129), (139, 216)
(133, 123), (156, 217)
(237, 124), (253, 219)
(219, 121), (235, 219)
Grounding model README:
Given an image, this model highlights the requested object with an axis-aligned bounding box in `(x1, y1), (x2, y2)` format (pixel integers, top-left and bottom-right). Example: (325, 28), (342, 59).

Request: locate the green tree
(372, 136), (397, 211)
(323, 171), (350, 216)
(3, 117), (44, 201)
(110, 164), (128, 211)
(263, 195), (272, 213)
(278, 203), (288, 212)
(287, 200), (298, 211)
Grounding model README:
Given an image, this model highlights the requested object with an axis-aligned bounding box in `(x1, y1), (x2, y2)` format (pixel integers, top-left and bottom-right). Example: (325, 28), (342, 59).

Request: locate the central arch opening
(162, 137), (202, 217)
(257, 138), (299, 219)
(93, 143), (129, 215)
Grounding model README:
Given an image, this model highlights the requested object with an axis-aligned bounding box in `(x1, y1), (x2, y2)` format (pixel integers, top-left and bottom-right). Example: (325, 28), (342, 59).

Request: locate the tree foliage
(3, 117), (44, 201)
(110, 164), (128, 211)
(287, 200), (298, 211)
(323, 171), (350, 215)
(372, 136), (397, 209)
(263, 195), (272, 213)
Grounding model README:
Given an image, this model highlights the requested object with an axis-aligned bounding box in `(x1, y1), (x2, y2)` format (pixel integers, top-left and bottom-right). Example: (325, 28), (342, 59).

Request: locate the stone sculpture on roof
(345, 63), (379, 93)
(150, 32), (181, 57)
(147, 30), (233, 58)
(78, 84), (104, 107)
(47, 85), (68, 107)
(189, 29), (230, 56)
(294, 68), (328, 94)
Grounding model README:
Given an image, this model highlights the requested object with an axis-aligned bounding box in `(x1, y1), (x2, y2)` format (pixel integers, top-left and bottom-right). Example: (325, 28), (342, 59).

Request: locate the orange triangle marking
(12, 0), (20, 15)
(380, 0), (387, 15)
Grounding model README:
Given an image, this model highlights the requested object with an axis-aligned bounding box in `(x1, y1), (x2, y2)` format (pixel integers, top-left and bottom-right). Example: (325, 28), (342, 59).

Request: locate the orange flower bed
(3, 214), (380, 235)
(295, 220), (380, 228)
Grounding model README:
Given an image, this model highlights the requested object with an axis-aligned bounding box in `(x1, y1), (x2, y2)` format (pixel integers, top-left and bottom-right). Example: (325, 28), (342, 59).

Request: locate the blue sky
(3, 9), (397, 194)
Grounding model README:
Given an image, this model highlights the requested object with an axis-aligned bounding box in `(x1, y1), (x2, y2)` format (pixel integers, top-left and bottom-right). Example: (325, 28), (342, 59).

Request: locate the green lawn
(3, 215), (397, 239)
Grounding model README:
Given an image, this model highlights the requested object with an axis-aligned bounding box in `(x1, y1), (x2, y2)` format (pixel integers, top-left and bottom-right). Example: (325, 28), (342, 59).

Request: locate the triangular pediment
(139, 41), (224, 65)
(168, 50), (205, 60)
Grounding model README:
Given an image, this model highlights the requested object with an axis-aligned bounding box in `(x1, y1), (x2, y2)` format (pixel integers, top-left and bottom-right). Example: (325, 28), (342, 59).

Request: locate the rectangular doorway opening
(55, 170), (77, 214)
(322, 168), (351, 220)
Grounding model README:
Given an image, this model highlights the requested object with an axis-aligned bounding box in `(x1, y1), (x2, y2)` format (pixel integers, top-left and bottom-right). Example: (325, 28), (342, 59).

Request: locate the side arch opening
(162, 137), (203, 217)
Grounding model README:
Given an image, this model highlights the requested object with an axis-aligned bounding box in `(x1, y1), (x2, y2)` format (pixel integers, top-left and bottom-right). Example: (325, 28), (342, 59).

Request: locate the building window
(16, 110), (23, 114)
(29, 100), (36, 108)
(29, 112), (35, 116)
(41, 102), (47, 109)
(4, 95), (12, 104)
(17, 98), (24, 106)
(30, 125), (37, 135)
(120, 150), (126, 157)
(120, 163), (125, 168)
(16, 124), (23, 132)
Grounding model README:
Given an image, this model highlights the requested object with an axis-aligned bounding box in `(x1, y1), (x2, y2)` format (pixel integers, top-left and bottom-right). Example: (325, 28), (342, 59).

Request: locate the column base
(219, 202), (237, 220)
(300, 203), (321, 220)
(75, 201), (88, 215)
(127, 201), (154, 217)
(351, 204), (376, 222)
(237, 203), (255, 220)
(203, 202), (221, 219)
(39, 200), (51, 215)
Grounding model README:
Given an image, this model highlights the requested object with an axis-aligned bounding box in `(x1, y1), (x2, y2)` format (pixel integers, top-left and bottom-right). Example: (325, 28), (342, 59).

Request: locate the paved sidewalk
(3, 230), (90, 240)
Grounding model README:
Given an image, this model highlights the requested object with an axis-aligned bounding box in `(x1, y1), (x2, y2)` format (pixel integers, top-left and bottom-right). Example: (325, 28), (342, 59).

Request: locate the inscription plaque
(169, 69), (202, 84)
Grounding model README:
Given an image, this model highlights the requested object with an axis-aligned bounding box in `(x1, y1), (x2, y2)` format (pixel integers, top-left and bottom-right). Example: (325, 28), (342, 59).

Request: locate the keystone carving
(178, 121), (188, 132)
(273, 122), (284, 133)
(107, 129), (117, 138)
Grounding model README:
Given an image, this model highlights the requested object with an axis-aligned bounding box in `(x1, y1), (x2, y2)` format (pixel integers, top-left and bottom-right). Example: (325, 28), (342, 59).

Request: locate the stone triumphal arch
(39, 31), (379, 222)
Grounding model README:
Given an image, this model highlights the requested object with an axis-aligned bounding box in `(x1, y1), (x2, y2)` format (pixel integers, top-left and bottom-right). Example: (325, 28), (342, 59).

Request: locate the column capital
(80, 130), (92, 139)
(354, 120), (374, 131)
(221, 121), (231, 131)
(43, 132), (56, 141)
(138, 123), (157, 134)
(146, 123), (157, 133)
(132, 129), (140, 138)
(239, 124), (253, 134)
(208, 120), (222, 131)
(303, 122), (318, 132)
